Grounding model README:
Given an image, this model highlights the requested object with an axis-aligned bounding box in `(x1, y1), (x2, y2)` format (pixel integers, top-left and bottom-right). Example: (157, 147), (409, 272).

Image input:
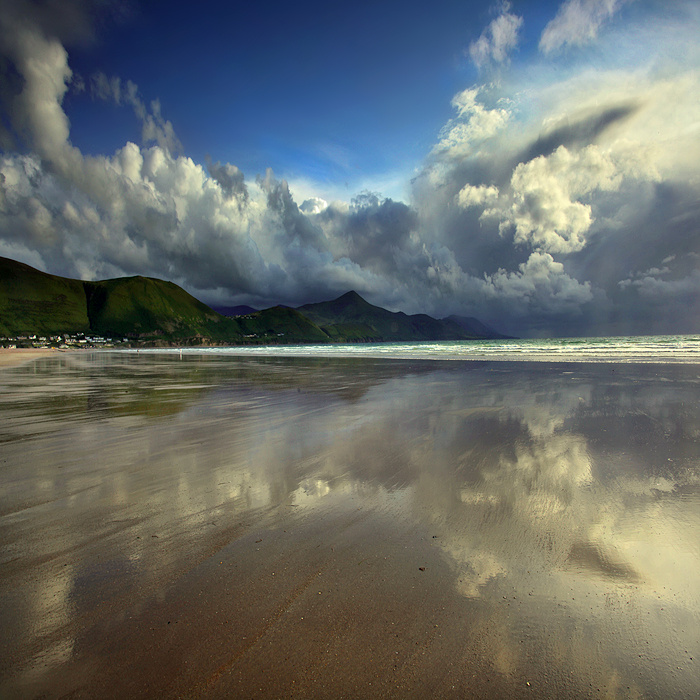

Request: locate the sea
(136, 333), (700, 363)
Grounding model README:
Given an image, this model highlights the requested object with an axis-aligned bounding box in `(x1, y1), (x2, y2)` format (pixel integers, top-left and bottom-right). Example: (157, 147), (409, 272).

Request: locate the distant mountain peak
(323, 290), (375, 312)
(335, 290), (365, 302)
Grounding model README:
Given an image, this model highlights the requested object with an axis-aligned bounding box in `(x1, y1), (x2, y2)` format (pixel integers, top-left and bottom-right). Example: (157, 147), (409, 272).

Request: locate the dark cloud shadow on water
(0, 354), (698, 697)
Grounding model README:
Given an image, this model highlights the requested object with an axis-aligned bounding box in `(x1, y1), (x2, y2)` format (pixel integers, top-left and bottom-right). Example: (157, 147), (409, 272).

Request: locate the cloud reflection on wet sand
(0, 354), (698, 697)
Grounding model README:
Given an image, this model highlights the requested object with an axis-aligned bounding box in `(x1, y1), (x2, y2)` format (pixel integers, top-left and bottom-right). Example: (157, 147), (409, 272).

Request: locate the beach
(0, 347), (61, 368)
(0, 352), (698, 698)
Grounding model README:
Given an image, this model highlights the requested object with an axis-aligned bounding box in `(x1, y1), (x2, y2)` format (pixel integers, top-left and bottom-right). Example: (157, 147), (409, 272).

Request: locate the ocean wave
(132, 335), (700, 364)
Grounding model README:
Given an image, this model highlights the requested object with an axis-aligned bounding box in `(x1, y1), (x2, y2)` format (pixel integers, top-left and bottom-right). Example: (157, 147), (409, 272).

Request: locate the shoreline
(0, 347), (65, 368)
(1, 333), (698, 366)
(124, 342), (700, 364)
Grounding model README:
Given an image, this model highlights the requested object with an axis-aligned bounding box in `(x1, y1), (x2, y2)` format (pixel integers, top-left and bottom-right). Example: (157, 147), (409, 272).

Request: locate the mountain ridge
(0, 257), (511, 345)
(298, 290), (508, 341)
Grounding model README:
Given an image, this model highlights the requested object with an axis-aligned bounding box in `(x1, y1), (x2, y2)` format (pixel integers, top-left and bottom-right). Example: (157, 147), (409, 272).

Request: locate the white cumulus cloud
(485, 252), (594, 315)
(299, 197), (328, 215)
(456, 184), (500, 209)
(434, 88), (512, 159)
(503, 145), (622, 253)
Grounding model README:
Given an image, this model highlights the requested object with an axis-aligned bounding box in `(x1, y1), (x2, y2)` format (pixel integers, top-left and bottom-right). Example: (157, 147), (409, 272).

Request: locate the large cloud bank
(0, 0), (698, 336)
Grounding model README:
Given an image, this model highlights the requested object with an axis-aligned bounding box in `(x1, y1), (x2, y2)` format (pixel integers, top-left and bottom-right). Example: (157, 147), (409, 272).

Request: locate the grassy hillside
(84, 276), (243, 342)
(236, 306), (330, 343)
(0, 257), (245, 343)
(0, 257), (90, 336)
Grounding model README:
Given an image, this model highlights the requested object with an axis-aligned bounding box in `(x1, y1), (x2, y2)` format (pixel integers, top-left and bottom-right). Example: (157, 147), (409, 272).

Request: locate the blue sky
(65, 0), (494, 200)
(0, 0), (698, 336)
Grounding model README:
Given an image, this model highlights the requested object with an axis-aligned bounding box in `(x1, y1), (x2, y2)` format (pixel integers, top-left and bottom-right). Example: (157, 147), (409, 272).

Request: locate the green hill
(0, 257), (244, 343)
(0, 257), (90, 336)
(83, 276), (242, 342)
(235, 306), (330, 343)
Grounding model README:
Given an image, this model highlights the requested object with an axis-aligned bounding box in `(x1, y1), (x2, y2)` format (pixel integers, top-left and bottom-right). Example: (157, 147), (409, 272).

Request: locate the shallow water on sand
(0, 353), (698, 698)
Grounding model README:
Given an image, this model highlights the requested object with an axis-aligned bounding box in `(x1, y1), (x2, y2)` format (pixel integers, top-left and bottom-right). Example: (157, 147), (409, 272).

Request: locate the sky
(0, 0), (698, 337)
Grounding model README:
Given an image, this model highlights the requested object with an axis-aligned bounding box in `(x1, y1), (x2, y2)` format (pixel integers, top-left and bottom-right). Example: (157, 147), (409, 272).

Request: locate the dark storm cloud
(518, 102), (640, 163)
(257, 169), (329, 252)
(410, 63), (700, 334)
(205, 156), (248, 204)
(320, 192), (419, 276)
(0, 0), (114, 46)
(567, 182), (700, 335)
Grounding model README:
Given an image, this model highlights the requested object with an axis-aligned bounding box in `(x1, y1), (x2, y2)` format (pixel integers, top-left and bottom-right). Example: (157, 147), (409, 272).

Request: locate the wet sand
(0, 347), (61, 368)
(0, 353), (698, 698)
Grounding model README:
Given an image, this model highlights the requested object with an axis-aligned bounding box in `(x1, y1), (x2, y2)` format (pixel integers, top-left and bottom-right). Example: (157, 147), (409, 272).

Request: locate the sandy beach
(0, 347), (62, 368)
(0, 352), (698, 698)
